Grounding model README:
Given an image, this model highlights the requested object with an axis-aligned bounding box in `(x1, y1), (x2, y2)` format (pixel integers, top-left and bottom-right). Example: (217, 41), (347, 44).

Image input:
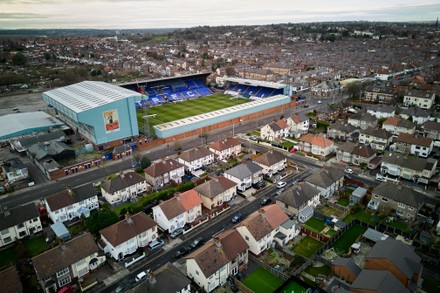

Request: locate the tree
(12, 52), (26, 66)
(225, 66), (236, 77)
(141, 156), (151, 169)
(85, 207), (119, 234)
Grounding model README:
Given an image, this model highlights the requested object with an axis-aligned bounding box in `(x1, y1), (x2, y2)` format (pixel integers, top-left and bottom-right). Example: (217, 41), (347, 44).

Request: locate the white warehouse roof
(220, 77), (286, 89)
(43, 81), (145, 113)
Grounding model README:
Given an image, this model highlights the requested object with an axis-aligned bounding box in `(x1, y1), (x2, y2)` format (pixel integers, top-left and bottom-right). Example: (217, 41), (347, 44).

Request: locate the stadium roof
(0, 112), (65, 141)
(119, 72), (211, 87)
(220, 77), (285, 89)
(154, 95), (289, 133)
(43, 81), (144, 114)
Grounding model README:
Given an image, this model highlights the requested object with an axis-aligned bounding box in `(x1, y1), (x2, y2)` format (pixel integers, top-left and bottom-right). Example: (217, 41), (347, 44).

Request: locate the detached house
(144, 159), (185, 188)
(44, 184), (99, 224)
(152, 189), (203, 233)
(359, 128), (393, 151)
(305, 167), (345, 199)
(298, 133), (334, 157)
(370, 183), (425, 221)
(393, 133), (433, 158)
(235, 205), (292, 256)
(186, 230), (249, 292)
(260, 119), (289, 141)
(177, 147), (215, 172)
(380, 152), (437, 184)
(194, 176), (237, 211)
(100, 171), (148, 205)
(0, 203), (43, 248)
(382, 117), (416, 136)
(208, 137), (241, 161)
(224, 161), (263, 192)
(252, 150), (286, 177)
(364, 237), (423, 291)
(99, 212), (158, 260)
(32, 233), (106, 293)
(403, 90), (435, 109)
(275, 182), (320, 222)
(286, 113), (309, 138)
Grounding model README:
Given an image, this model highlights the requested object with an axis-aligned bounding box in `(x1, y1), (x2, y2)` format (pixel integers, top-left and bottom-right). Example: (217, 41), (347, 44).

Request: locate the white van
(135, 271), (147, 282)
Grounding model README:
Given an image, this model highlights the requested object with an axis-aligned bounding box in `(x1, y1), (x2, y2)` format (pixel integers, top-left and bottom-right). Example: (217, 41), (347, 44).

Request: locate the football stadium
(120, 73), (292, 139)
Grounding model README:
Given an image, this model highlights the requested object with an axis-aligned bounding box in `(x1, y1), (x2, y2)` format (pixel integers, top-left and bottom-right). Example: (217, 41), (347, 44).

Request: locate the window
(195, 270), (199, 276)
(1, 229), (9, 235)
(245, 236), (249, 241)
(58, 275), (71, 287)
(3, 236), (12, 244)
(16, 223), (24, 229)
(56, 267), (69, 278)
(398, 202), (405, 208)
(381, 197), (388, 202)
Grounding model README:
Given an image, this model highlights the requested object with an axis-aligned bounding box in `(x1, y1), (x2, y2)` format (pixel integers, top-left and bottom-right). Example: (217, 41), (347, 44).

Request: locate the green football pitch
(136, 94), (249, 130)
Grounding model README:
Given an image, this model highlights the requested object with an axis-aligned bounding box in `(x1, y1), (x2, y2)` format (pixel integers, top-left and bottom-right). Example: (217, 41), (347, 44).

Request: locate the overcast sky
(0, 0), (439, 30)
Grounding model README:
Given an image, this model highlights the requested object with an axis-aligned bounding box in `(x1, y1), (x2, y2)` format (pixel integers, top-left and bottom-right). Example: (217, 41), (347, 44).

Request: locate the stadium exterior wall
(43, 93), (139, 149)
(153, 95), (291, 138)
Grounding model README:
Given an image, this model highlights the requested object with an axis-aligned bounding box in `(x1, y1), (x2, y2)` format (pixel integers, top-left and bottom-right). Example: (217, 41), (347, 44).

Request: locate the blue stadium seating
(255, 87), (274, 98)
(194, 79), (205, 88)
(182, 90), (200, 99)
(185, 80), (197, 89)
(196, 87), (213, 96)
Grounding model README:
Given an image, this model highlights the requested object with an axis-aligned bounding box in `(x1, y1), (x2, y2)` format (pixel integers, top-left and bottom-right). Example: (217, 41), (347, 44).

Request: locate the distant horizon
(0, 19), (438, 32)
(0, 1), (439, 30)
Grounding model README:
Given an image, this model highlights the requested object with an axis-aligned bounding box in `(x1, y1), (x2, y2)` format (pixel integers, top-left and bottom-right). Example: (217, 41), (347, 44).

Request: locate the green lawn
(292, 236), (324, 258)
(138, 94), (249, 128)
(279, 281), (307, 293)
(242, 267), (284, 293)
(332, 225), (367, 255)
(326, 229), (336, 236)
(386, 219), (411, 232)
(23, 236), (49, 257)
(0, 247), (19, 268)
(337, 198), (350, 206)
(343, 209), (382, 225)
(304, 217), (326, 233)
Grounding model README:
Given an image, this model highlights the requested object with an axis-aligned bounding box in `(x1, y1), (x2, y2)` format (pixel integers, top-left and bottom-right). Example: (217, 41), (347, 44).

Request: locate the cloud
(0, 12), (48, 19)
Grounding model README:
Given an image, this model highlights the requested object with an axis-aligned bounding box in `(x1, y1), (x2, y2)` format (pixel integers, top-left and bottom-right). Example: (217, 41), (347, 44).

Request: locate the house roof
(0, 266), (23, 293)
(208, 137), (241, 152)
(45, 183), (96, 211)
(400, 107), (430, 118)
(372, 182), (425, 208)
(337, 141), (356, 153)
(351, 270), (409, 293)
(17, 130), (65, 149)
(367, 237), (422, 279)
(32, 233), (98, 280)
(156, 189), (202, 220)
(27, 141), (74, 161)
(381, 151), (435, 172)
(252, 151), (285, 167)
(187, 230), (248, 277)
(333, 257), (362, 276)
(404, 89), (434, 98)
(351, 145), (376, 158)
(179, 189), (203, 211)
(0, 202), (39, 230)
(224, 161), (262, 180)
(306, 167), (344, 189)
(395, 133), (433, 147)
(383, 117), (415, 129)
(289, 113), (308, 124)
(361, 128), (393, 140)
(99, 212), (156, 247)
(422, 121), (440, 132)
(328, 121), (357, 133)
(195, 176), (237, 199)
(276, 183), (320, 209)
(367, 104), (395, 114)
(299, 133), (334, 148)
(178, 147), (213, 163)
(144, 159), (183, 177)
(132, 263), (191, 293)
(349, 112), (377, 124)
(101, 171), (146, 194)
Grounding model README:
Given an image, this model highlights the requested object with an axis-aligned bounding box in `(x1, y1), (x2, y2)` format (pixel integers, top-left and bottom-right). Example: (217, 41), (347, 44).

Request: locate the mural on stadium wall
(103, 109), (120, 133)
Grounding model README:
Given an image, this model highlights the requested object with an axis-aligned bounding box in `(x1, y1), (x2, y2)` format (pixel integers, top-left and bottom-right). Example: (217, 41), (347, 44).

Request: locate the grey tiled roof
(276, 183), (319, 209)
(0, 202), (39, 230)
(351, 270), (409, 293)
(333, 257), (361, 276)
(372, 182), (425, 208)
(305, 167), (344, 188)
(224, 161), (262, 180)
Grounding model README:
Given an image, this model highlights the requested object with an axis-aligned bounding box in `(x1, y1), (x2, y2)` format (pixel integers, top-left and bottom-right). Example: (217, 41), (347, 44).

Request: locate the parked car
(275, 188), (285, 196)
(260, 197), (272, 206)
(190, 236), (205, 249)
(170, 228), (184, 239)
(148, 239), (164, 251)
(345, 168), (353, 174)
(252, 181), (266, 190)
(317, 100), (322, 104)
(135, 271), (148, 282)
(174, 246), (191, 258)
(231, 212), (244, 223)
(58, 285), (74, 293)
(131, 161), (141, 168)
(276, 181), (287, 188)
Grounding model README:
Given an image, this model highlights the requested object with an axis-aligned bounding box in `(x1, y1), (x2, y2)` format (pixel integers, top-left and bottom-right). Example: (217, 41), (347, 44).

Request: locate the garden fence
(248, 254), (290, 281)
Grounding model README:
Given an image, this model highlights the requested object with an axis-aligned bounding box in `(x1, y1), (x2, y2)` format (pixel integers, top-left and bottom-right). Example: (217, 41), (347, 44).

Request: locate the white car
(345, 168), (353, 174)
(276, 181), (287, 188)
(317, 100), (322, 104)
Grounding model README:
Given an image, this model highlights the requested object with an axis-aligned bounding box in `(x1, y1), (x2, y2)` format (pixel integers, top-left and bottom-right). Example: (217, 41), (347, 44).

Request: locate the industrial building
(42, 81), (144, 150)
(0, 112), (65, 141)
